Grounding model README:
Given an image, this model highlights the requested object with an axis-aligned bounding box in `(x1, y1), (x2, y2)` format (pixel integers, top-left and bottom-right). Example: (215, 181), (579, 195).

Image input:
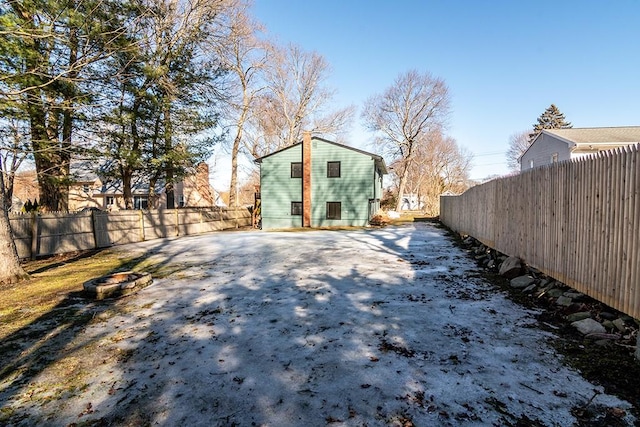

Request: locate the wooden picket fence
(10, 207), (252, 260)
(440, 144), (640, 320)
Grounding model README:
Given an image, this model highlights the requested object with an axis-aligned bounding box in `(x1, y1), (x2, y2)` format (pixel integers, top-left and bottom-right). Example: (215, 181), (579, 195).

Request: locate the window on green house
(326, 202), (341, 219)
(291, 162), (302, 178)
(291, 201), (302, 215)
(327, 161), (341, 178)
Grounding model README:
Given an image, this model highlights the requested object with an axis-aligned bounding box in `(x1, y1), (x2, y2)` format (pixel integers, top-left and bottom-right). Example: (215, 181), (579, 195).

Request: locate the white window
(529, 159), (534, 169)
(134, 196), (148, 210)
(178, 195), (185, 207)
(106, 196), (114, 206)
(82, 184), (90, 193)
(551, 153), (558, 163)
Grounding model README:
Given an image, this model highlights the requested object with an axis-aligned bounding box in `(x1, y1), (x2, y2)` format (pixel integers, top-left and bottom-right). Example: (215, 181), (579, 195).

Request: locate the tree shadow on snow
(0, 237), (182, 424)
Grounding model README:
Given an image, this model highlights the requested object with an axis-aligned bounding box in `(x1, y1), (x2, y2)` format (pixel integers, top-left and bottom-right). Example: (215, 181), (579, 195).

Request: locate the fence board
(9, 207), (252, 259)
(440, 144), (640, 319)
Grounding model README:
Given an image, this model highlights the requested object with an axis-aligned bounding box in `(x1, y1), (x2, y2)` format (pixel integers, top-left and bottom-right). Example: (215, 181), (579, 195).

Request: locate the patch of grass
(0, 249), (153, 340)
(388, 212), (439, 225)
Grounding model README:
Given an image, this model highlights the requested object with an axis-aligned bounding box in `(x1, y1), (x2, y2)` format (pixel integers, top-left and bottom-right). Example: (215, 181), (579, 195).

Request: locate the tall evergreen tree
(0, 0), (132, 211)
(530, 104), (572, 140)
(98, 0), (226, 210)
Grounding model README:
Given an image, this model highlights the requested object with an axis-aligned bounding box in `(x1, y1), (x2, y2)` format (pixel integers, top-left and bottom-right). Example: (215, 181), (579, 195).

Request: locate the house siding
(258, 138), (384, 230)
(260, 144), (303, 229)
(310, 139), (376, 227)
(520, 133), (571, 171)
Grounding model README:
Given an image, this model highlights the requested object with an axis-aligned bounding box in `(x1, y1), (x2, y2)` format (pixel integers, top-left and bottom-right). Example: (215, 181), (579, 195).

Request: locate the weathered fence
(10, 207), (252, 260)
(440, 144), (640, 320)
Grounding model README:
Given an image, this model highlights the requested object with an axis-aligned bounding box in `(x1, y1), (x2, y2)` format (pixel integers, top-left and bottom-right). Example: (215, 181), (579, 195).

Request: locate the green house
(255, 133), (387, 229)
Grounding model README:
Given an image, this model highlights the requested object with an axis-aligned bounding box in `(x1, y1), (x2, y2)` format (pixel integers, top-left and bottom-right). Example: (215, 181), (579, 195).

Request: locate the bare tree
(246, 43), (354, 157)
(362, 70), (450, 212)
(506, 130), (533, 172)
(214, 0), (267, 208)
(400, 130), (472, 215)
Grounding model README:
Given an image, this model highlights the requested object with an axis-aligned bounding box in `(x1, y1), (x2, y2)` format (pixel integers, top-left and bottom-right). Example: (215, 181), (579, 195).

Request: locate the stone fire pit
(83, 271), (152, 300)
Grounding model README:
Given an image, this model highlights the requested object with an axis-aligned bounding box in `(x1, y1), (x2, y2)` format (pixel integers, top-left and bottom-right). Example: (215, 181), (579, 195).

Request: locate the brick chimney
(302, 131), (312, 227)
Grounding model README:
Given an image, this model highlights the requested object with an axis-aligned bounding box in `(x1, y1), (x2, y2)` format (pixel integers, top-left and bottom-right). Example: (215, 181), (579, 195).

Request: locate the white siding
(520, 134), (571, 171)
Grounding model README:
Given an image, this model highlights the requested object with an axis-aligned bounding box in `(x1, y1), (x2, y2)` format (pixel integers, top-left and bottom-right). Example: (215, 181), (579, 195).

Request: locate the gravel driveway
(0, 223), (634, 426)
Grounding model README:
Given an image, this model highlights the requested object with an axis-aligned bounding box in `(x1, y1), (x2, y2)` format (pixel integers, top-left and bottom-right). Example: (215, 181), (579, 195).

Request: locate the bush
(369, 212), (391, 226)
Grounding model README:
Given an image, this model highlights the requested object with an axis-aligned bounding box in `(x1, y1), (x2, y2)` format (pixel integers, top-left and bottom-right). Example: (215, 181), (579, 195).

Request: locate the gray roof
(255, 136), (388, 174)
(544, 127), (640, 145)
(70, 159), (164, 195)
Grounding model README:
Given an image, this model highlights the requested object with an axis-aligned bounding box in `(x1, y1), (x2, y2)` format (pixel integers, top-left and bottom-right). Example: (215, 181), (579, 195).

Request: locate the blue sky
(249, 0), (640, 180)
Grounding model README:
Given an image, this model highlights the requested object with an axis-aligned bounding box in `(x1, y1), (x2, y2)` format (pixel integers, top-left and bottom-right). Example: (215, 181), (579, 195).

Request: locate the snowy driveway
(1, 223), (634, 426)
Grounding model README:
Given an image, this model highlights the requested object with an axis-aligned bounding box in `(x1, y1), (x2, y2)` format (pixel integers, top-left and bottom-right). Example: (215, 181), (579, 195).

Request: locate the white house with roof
(68, 161), (221, 211)
(519, 126), (640, 171)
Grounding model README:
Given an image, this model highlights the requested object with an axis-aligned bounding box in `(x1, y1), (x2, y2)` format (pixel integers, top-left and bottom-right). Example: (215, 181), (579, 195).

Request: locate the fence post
(30, 211), (38, 260)
(175, 208), (179, 236)
(139, 210), (145, 241)
(91, 211), (99, 249)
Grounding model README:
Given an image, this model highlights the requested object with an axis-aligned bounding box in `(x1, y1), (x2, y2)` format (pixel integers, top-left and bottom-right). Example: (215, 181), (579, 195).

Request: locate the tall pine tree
(529, 104), (572, 140)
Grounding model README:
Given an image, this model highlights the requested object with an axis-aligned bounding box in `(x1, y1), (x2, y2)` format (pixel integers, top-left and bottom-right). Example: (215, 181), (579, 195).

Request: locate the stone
(599, 311), (617, 321)
(556, 296), (573, 306)
(546, 288), (564, 298)
(612, 318), (627, 333)
(602, 320), (615, 330)
(487, 259), (496, 269)
(620, 314), (635, 324)
(538, 279), (552, 288)
(566, 312), (591, 322)
(499, 256), (522, 279)
(474, 255), (488, 263)
(510, 275), (535, 289)
(84, 271), (153, 300)
(563, 291), (585, 301)
(523, 284), (537, 294)
(571, 318), (606, 335)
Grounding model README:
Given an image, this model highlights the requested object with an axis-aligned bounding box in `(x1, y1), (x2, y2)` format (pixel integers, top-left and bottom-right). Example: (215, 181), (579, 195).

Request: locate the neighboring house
(400, 193), (423, 211)
(255, 133), (387, 229)
(13, 162), (219, 211)
(520, 126), (640, 171)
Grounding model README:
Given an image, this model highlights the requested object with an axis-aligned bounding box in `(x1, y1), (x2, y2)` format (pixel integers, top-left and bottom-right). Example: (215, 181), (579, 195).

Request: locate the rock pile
(459, 235), (639, 349)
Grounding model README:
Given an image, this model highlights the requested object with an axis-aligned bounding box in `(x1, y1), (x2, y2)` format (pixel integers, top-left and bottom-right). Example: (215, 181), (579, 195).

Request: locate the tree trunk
(148, 175), (159, 209)
(3, 171), (15, 210)
(163, 102), (174, 209)
(122, 168), (134, 209)
(395, 160), (411, 212)
(0, 173), (28, 284)
(229, 125), (243, 209)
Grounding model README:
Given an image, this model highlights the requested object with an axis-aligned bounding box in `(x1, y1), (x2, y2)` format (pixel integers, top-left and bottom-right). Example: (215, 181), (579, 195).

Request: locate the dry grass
(0, 249), (153, 340)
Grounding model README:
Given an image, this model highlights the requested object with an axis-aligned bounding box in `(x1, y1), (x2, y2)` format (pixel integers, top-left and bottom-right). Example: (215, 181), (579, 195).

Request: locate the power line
(472, 151), (505, 157)
(473, 162), (508, 166)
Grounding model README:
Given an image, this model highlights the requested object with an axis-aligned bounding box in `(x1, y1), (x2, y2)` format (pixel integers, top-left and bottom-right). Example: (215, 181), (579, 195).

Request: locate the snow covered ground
(1, 223), (635, 426)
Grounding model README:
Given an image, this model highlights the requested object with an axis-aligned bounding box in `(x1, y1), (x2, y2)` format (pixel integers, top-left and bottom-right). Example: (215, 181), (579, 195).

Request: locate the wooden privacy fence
(440, 144), (640, 320)
(10, 207), (252, 260)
